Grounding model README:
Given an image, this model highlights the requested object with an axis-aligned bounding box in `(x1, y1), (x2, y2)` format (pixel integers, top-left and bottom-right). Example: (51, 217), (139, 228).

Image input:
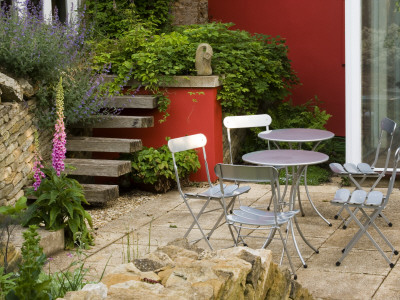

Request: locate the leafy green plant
(24, 168), (94, 250)
(121, 143), (200, 193)
(82, 0), (173, 40)
(0, 267), (15, 298)
(7, 225), (51, 300)
(93, 22), (299, 121)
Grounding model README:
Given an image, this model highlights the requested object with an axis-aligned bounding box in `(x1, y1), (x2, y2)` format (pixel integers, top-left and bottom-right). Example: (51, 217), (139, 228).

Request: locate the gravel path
(85, 189), (159, 230)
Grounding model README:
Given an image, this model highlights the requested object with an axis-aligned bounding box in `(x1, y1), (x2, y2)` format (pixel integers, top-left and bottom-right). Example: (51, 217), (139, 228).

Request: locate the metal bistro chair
(168, 133), (250, 250)
(215, 163), (299, 279)
(330, 117), (397, 228)
(223, 114), (288, 208)
(331, 146), (400, 268)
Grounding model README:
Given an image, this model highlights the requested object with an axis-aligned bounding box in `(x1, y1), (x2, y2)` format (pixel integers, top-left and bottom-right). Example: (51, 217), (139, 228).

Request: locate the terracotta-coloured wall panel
(94, 87), (223, 182)
(209, 0), (345, 136)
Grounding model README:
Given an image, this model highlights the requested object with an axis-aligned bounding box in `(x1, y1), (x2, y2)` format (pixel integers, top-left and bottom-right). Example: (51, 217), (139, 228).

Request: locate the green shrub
(8, 225), (51, 300)
(93, 22), (299, 120)
(121, 143), (201, 193)
(24, 168), (94, 250)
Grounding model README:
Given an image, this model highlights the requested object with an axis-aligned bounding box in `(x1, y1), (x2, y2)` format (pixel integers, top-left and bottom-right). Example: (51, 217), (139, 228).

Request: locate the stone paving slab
(49, 180), (400, 299)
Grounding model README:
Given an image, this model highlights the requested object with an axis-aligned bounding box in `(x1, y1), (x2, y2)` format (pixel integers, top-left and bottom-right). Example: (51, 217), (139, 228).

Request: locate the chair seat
(185, 184), (251, 199)
(227, 206), (299, 226)
(330, 162), (379, 177)
(331, 188), (383, 207)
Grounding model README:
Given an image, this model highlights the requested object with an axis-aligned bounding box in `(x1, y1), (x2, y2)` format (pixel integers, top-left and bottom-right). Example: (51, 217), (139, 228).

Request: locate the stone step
(26, 184), (119, 204)
(81, 184), (119, 204)
(64, 159), (131, 177)
(105, 95), (157, 109)
(71, 116), (154, 129)
(67, 136), (142, 153)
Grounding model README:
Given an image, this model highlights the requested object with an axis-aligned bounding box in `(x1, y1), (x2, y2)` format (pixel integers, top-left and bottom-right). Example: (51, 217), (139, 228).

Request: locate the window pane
(362, 0), (400, 167)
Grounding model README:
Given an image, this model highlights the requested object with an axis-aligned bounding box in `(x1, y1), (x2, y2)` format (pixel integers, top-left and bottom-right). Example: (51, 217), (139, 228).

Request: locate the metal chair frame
(215, 163), (299, 279)
(168, 133), (250, 250)
(330, 117), (397, 228)
(331, 147), (400, 268)
(223, 114), (288, 207)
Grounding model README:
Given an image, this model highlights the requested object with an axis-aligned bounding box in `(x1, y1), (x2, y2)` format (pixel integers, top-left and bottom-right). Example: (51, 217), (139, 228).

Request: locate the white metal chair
(214, 163), (299, 279)
(168, 133), (250, 250)
(223, 114), (288, 208)
(331, 146), (400, 268)
(330, 117), (397, 228)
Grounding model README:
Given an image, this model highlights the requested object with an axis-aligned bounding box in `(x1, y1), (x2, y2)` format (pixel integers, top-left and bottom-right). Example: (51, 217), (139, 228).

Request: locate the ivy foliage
(93, 22), (299, 118)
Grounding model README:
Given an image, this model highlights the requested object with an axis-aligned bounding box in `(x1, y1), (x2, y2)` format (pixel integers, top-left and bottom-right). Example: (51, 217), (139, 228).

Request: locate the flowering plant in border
(52, 77), (67, 176)
(25, 78), (94, 249)
(0, 1), (123, 130)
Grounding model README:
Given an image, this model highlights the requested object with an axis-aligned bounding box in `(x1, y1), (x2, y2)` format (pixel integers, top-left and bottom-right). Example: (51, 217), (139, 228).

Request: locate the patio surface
(50, 179), (400, 300)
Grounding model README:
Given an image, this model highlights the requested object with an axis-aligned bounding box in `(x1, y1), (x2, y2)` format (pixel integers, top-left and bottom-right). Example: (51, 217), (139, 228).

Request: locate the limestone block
(0, 72), (23, 102)
(0, 183), (13, 199)
(0, 243), (22, 273)
(0, 166), (12, 181)
(12, 172), (22, 186)
(17, 78), (34, 98)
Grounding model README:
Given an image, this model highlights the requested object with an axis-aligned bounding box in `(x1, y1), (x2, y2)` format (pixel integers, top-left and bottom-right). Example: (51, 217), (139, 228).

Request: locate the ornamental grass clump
(25, 78), (94, 250)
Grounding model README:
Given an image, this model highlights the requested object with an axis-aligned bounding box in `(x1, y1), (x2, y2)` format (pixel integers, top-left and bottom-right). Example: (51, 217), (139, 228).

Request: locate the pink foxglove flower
(33, 132), (45, 191)
(52, 77), (67, 176)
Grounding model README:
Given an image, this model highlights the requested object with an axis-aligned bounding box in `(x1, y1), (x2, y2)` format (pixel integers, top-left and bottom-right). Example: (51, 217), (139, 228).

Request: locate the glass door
(362, 0), (400, 167)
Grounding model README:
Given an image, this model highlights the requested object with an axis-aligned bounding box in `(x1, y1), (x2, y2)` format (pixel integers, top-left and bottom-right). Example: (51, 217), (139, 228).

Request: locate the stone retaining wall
(0, 100), (52, 205)
(59, 239), (313, 300)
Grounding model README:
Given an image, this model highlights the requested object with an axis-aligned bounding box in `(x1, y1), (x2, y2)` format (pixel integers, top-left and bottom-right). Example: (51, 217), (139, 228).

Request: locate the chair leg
(277, 228), (297, 280)
(183, 199), (214, 250)
(337, 207), (395, 267)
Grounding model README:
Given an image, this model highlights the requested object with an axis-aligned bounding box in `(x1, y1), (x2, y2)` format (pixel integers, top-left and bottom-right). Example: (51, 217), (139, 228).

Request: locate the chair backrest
(168, 134), (212, 196)
(215, 164), (282, 215)
(385, 147), (400, 205)
(371, 117), (397, 170)
(223, 114), (272, 164)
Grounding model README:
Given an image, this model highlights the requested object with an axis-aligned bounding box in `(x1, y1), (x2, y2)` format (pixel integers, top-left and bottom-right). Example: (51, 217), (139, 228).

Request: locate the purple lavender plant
(52, 78), (67, 176)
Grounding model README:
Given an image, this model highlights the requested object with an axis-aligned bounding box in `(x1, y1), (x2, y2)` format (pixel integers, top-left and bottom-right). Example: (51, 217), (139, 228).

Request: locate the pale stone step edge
(67, 136), (142, 153)
(64, 159), (132, 177)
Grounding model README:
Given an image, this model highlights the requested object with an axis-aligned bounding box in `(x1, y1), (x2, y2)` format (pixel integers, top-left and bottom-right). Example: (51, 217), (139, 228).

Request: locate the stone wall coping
(160, 75), (222, 88)
(103, 75), (222, 88)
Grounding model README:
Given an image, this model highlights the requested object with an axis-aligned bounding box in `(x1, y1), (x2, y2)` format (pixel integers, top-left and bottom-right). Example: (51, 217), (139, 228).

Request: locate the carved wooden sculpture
(195, 43), (213, 75)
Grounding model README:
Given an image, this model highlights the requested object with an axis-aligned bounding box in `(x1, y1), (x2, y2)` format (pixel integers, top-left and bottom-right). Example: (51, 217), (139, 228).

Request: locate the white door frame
(345, 0), (362, 164)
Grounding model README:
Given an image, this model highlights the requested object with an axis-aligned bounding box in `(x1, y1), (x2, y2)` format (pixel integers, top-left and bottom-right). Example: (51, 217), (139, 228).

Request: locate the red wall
(94, 87), (223, 182)
(209, 0), (345, 136)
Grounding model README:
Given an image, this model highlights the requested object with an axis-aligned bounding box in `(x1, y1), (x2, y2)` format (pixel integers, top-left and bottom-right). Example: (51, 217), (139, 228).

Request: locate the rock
(16, 78), (34, 98)
(62, 240), (314, 299)
(82, 283), (108, 299)
(0, 242), (21, 273)
(0, 72), (23, 102)
(134, 258), (164, 272)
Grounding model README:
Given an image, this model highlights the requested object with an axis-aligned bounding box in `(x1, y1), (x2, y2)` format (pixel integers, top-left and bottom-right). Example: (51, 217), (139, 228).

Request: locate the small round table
(258, 128), (334, 150)
(242, 149), (329, 267)
(258, 128), (334, 226)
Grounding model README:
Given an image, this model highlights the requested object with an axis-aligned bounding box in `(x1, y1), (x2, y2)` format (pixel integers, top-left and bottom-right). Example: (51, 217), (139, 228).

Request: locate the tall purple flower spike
(52, 77), (66, 176)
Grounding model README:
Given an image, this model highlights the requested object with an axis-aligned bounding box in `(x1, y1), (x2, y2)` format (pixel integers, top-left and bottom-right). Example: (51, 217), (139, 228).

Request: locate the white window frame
(345, 0), (362, 164)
